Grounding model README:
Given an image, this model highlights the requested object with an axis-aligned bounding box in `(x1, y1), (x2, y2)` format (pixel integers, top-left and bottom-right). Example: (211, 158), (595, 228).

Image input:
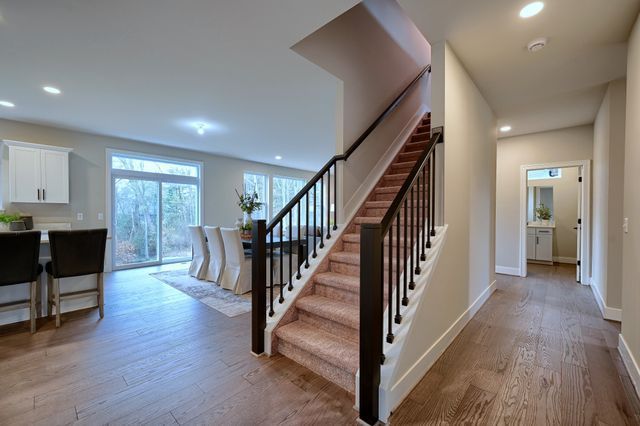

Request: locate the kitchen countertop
(527, 222), (555, 228)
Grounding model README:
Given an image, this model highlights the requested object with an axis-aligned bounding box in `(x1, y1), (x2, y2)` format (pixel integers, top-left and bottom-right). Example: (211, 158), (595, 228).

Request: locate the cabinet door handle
(536, 236), (539, 245)
(42, 189), (45, 201)
(37, 189), (40, 201)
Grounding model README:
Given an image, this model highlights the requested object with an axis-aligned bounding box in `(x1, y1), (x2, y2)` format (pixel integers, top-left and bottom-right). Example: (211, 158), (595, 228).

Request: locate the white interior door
(576, 167), (583, 282)
(9, 146), (41, 203)
(41, 150), (69, 203)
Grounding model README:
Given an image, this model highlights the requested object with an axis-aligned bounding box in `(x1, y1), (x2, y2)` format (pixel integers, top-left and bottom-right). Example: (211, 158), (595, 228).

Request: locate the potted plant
(535, 203), (552, 225)
(235, 189), (263, 237)
(0, 212), (22, 232)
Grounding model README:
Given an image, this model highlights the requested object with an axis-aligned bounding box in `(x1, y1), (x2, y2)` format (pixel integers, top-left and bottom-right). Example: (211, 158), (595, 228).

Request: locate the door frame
(105, 149), (204, 271)
(519, 160), (591, 284)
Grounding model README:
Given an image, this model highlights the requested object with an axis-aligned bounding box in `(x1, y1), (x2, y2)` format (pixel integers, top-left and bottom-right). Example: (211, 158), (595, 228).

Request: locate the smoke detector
(527, 37), (548, 53)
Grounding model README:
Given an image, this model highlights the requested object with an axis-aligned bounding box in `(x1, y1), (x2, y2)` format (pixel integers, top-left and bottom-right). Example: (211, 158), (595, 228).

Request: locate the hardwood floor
(390, 264), (640, 425)
(0, 263), (357, 425)
(1, 263), (638, 425)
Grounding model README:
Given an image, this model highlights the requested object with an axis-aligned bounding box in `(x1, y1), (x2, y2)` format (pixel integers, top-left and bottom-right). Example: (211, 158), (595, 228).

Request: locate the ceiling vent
(527, 38), (548, 53)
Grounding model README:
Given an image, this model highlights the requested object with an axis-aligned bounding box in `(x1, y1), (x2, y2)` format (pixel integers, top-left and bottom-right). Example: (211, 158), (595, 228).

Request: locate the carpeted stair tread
(330, 251), (360, 265)
(296, 295), (359, 329)
(276, 321), (359, 374)
(315, 272), (360, 293)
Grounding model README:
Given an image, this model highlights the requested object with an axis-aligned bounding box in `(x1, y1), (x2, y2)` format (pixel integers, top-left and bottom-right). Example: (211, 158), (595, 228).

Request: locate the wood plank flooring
(0, 263), (357, 425)
(390, 264), (640, 425)
(1, 263), (638, 425)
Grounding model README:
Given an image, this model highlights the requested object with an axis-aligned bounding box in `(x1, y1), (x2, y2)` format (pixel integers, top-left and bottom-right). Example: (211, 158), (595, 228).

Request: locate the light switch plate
(98, 212), (104, 221)
(77, 213), (84, 221)
(623, 217), (629, 234)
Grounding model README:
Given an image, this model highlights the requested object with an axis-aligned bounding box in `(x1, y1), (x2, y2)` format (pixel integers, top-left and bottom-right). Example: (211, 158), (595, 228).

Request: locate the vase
(243, 212), (253, 230)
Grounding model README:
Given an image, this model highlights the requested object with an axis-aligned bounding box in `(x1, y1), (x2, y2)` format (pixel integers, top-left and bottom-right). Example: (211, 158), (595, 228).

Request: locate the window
(272, 176), (306, 217)
(109, 151), (201, 269)
(243, 172), (268, 220)
(528, 168), (562, 180)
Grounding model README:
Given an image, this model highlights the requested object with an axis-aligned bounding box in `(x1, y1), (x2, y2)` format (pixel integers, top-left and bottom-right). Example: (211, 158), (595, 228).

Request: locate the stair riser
(354, 223), (423, 234)
(404, 142), (428, 153)
(417, 125), (430, 133)
(315, 283), (359, 305)
(331, 259), (409, 278)
(298, 311), (358, 344)
(411, 133), (429, 142)
(383, 176), (410, 186)
(399, 151), (422, 162)
(277, 340), (356, 394)
(363, 204), (422, 217)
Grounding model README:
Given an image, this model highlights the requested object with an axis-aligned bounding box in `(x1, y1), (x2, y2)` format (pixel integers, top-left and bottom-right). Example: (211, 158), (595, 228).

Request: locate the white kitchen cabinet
(4, 140), (72, 204)
(527, 225), (554, 264)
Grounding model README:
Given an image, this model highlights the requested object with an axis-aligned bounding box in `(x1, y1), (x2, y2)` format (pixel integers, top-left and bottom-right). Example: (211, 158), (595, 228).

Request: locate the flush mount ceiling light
(195, 123), (207, 135)
(0, 100), (15, 108)
(43, 86), (61, 95)
(275, 155), (283, 160)
(500, 125), (512, 133)
(520, 1), (544, 18)
(527, 37), (548, 52)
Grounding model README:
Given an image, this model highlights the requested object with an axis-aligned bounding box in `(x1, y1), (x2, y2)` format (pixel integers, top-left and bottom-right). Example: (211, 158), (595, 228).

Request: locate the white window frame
(106, 149), (203, 270)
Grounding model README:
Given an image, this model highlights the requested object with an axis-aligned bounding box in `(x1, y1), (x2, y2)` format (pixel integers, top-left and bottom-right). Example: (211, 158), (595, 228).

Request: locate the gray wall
(621, 13), (640, 382)
(0, 118), (314, 229)
(593, 79), (627, 311)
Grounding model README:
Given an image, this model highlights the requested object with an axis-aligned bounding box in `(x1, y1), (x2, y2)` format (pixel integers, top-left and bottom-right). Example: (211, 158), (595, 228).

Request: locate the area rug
(150, 269), (251, 317)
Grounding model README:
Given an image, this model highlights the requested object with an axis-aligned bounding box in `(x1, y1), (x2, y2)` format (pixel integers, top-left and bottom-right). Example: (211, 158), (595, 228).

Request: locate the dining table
(241, 235), (309, 267)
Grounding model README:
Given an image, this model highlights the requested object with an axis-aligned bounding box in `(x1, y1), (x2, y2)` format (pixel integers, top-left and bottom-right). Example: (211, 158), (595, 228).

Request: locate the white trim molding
(590, 280), (622, 322)
(496, 265), (520, 276)
(519, 160), (591, 283)
(553, 256), (577, 264)
(619, 334), (640, 399)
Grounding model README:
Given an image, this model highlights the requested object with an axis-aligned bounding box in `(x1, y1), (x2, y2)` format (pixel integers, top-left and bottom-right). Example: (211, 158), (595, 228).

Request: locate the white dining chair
(188, 226), (209, 280)
(220, 228), (280, 294)
(204, 226), (225, 284)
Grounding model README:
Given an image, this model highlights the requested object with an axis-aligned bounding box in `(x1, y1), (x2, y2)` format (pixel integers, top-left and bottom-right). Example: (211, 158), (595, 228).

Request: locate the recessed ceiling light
(520, 2), (544, 18)
(500, 125), (512, 133)
(275, 155), (283, 160)
(43, 86), (61, 95)
(0, 100), (15, 108)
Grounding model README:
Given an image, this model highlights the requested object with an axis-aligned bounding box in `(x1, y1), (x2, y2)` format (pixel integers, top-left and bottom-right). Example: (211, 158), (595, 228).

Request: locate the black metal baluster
(421, 167), (427, 261)
(289, 211), (293, 291)
(326, 168), (332, 239)
(387, 226), (394, 343)
(313, 183), (317, 258)
(305, 193), (310, 268)
(269, 231), (274, 316)
(320, 176), (324, 249)
(333, 163), (338, 230)
(410, 186), (416, 289)
(402, 199), (409, 306)
(296, 202), (301, 279)
(426, 156), (432, 249)
(278, 224), (284, 303)
(431, 149), (436, 237)
(395, 214), (401, 324)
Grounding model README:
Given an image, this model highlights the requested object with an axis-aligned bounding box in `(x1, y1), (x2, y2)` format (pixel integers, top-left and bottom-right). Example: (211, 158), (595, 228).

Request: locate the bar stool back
(0, 231), (42, 333)
(46, 229), (108, 327)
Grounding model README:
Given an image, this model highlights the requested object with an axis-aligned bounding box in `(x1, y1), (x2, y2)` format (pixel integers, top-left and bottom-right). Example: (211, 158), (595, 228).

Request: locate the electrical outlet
(98, 212), (104, 221)
(77, 213), (84, 221)
(623, 217), (629, 234)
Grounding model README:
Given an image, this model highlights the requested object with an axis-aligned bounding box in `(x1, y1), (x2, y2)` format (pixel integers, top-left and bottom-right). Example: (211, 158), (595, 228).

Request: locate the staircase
(274, 114), (431, 393)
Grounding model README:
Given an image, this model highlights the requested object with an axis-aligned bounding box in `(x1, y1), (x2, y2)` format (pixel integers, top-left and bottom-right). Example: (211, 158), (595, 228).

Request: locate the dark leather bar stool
(0, 231), (43, 333)
(46, 229), (108, 327)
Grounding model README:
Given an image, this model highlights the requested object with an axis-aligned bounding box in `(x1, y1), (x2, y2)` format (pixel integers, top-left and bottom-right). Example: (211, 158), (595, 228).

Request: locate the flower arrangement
(235, 190), (263, 233)
(535, 203), (552, 222)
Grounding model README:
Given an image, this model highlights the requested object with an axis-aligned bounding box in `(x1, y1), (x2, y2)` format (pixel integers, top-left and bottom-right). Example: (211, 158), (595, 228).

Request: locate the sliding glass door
(110, 152), (201, 269)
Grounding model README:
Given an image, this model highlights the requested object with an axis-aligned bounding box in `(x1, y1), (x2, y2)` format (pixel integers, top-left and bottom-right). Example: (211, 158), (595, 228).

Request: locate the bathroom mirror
(527, 186), (554, 223)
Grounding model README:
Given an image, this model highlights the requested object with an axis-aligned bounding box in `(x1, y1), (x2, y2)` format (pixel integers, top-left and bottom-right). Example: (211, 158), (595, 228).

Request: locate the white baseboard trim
(342, 104), (428, 221)
(590, 281), (622, 322)
(379, 278), (497, 422)
(495, 265), (520, 276)
(619, 334), (640, 399)
(553, 256), (577, 264)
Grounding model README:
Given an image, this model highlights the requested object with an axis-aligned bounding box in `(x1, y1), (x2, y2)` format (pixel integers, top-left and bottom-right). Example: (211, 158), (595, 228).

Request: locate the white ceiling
(0, 0), (359, 171)
(399, 0), (640, 138)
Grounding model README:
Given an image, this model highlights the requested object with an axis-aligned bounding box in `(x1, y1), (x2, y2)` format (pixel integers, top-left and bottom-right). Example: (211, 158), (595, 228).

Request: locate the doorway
(519, 160), (590, 283)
